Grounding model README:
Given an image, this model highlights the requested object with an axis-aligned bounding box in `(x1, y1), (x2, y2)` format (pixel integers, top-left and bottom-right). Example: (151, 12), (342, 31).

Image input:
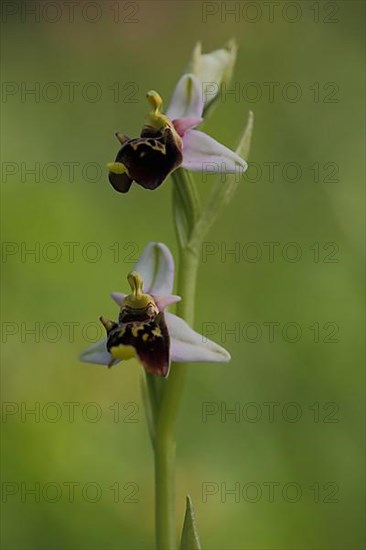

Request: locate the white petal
(181, 130), (248, 173)
(79, 338), (119, 366)
(166, 74), (204, 121)
(166, 313), (231, 363)
(134, 242), (175, 295)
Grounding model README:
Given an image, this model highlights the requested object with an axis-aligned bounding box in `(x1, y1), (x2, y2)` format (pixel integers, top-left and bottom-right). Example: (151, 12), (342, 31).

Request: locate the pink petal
(154, 294), (181, 311)
(173, 117), (203, 137)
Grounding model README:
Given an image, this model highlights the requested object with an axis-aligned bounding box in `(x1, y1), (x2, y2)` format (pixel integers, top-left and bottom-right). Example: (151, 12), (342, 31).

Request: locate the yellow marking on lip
(110, 344), (136, 361)
(107, 162), (128, 175)
(131, 325), (144, 338)
(130, 139), (166, 154)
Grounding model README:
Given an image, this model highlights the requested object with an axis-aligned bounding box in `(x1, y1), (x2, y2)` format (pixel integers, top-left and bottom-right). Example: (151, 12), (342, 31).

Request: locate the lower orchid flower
(107, 74), (248, 193)
(80, 242), (230, 377)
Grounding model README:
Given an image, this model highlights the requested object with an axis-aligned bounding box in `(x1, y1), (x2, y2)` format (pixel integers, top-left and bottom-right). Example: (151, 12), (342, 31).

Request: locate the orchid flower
(107, 74), (248, 193)
(80, 242), (230, 377)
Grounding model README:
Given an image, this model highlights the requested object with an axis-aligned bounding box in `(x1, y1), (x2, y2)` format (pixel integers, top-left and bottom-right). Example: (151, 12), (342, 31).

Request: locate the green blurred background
(1, 1), (365, 548)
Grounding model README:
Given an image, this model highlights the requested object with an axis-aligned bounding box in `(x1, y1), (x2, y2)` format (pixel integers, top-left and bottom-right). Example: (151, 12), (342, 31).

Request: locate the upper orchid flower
(80, 242), (230, 377)
(107, 74), (248, 193)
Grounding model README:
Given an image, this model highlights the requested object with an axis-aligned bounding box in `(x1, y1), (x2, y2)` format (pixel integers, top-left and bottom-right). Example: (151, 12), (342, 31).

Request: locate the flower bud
(189, 40), (237, 108)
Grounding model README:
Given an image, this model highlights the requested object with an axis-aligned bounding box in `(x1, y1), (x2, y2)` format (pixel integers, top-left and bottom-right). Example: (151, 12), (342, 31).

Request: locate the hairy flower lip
(108, 125), (184, 193)
(80, 242), (231, 374)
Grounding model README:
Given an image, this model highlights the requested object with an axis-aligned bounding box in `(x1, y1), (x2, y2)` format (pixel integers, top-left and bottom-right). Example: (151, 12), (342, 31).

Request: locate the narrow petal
(111, 291), (180, 312)
(79, 338), (120, 366)
(166, 74), (204, 121)
(154, 294), (181, 311)
(166, 313), (231, 363)
(111, 292), (126, 306)
(173, 117), (203, 137)
(134, 242), (175, 295)
(181, 130), (248, 173)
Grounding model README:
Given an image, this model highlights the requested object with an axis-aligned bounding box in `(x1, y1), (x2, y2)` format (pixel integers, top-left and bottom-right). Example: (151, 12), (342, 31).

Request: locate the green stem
(154, 200), (200, 549)
(172, 168), (201, 249)
(142, 372), (163, 448)
(154, 248), (199, 549)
